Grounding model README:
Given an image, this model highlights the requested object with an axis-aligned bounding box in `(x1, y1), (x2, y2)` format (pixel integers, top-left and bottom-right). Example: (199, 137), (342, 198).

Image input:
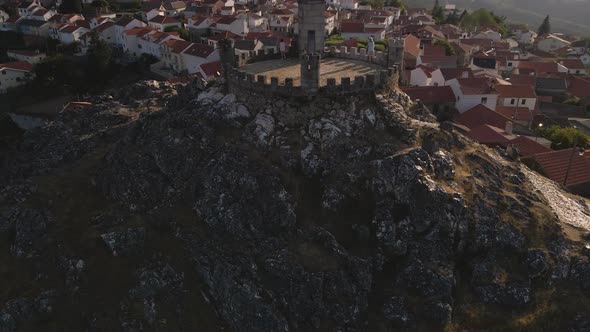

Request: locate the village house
(269, 15), (293, 33)
(187, 15), (213, 38)
(524, 149), (590, 196)
(180, 42), (220, 74)
(160, 39), (192, 74)
(113, 17), (146, 49)
(121, 26), (155, 57)
(56, 24), (89, 44)
(0, 61), (34, 93)
(163, 1), (187, 16)
(0, 10), (9, 23)
(447, 77), (499, 112)
(494, 84), (537, 110)
(558, 59), (587, 75)
(94, 21), (116, 44)
(536, 34), (571, 54)
(148, 15), (182, 32)
(17, 0), (42, 17)
(246, 12), (267, 31)
(212, 16), (248, 36)
(324, 10), (336, 35)
(138, 31), (180, 58)
(401, 85), (456, 116)
(340, 20), (385, 40)
(6, 49), (46, 64)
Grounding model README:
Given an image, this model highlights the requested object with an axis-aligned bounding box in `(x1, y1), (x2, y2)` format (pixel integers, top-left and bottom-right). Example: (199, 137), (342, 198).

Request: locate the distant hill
(404, 0), (590, 35)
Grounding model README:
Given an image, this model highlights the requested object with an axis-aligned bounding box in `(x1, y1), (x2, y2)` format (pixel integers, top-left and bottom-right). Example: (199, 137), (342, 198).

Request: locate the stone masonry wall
(227, 67), (396, 98)
(324, 46), (388, 67)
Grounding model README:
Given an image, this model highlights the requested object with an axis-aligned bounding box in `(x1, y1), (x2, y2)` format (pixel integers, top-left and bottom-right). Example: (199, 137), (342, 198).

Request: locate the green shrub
(375, 44), (385, 52)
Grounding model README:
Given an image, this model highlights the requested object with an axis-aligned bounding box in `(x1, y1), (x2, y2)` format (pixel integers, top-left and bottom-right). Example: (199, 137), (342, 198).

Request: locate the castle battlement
(227, 66), (397, 97)
(324, 46), (388, 67)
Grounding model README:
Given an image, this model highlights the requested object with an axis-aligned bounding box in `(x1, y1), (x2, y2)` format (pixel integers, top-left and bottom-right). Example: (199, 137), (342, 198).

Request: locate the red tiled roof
(403, 34), (421, 58)
(59, 25), (80, 33)
(467, 125), (513, 145)
(402, 86), (456, 104)
(495, 106), (534, 122)
(455, 104), (510, 130)
(149, 15), (179, 24)
(182, 42), (215, 58)
(216, 16), (237, 25)
(509, 74), (536, 86)
(94, 21), (114, 32)
(559, 59), (586, 70)
(494, 84), (537, 98)
(530, 149), (590, 187)
(115, 16), (136, 27)
(414, 64), (436, 78)
(0, 61), (33, 71)
(568, 76), (590, 98)
(423, 44), (445, 56)
(517, 61), (559, 74)
(439, 68), (473, 81)
(165, 39), (192, 53)
(420, 54), (457, 65)
(200, 61), (221, 77)
(456, 77), (495, 95)
(502, 136), (552, 157)
(340, 20), (365, 33)
(124, 26), (153, 36)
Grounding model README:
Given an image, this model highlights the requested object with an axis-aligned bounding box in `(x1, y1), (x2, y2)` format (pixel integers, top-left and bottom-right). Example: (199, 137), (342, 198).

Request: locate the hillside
(405, 0), (590, 35)
(2, 81), (590, 331)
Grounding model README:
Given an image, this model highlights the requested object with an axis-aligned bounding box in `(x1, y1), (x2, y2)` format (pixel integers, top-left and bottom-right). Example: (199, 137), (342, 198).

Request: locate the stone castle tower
(298, 0), (325, 95)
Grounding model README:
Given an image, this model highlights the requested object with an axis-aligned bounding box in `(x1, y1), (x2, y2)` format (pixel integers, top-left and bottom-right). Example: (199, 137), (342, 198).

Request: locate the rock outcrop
(0, 80), (589, 331)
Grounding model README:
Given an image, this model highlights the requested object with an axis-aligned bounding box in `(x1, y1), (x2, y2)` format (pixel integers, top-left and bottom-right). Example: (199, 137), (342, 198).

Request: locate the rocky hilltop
(1, 81), (590, 331)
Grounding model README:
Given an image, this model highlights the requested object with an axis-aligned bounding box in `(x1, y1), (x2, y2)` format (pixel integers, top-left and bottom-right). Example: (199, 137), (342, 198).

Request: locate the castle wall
(324, 46), (388, 67)
(227, 67), (396, 98)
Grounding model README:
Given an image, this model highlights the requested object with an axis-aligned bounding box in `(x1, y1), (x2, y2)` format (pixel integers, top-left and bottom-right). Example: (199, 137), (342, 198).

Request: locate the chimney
(505, 121), (513, 135)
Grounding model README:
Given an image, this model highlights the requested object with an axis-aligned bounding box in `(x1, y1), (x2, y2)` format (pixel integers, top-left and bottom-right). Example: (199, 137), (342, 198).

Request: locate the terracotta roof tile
(502, 136), (552, 157)
(402, 86), (456, 104)
(0, 61), (33, 71)
(455, 104), (510, 130)
(495, 84), (537, 98)
(530, 149), (590, 187)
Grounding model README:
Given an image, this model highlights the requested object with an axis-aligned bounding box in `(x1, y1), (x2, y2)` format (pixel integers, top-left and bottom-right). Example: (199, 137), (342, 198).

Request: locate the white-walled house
(6, 49), (46, 64)
(246, 12), (266, 31)
(447, 77), (499, 113)
(581, 53), (590, 66)
(122, 27), (155, 57)
(148, 16), (181, 32)
(559, 59), (587, 75)
(213, 15), (248, 36)
(513, 29), (537, 45)
(113, 17), (146, 48)
(180, 43), (220, 74)
(0, 61), (34, 93)
(494, 84), (537, 111)
(57, 24), (89, 44)
(409, 65), (435, 86)
(536, 34), (571, 53)
(95, 21), (116, 44)
(138, 31), (180, 58)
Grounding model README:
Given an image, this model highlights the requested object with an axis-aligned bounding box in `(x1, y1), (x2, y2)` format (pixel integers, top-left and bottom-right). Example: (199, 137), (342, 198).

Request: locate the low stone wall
(324, 46), (388, 67)
(227, 67), (396, 97)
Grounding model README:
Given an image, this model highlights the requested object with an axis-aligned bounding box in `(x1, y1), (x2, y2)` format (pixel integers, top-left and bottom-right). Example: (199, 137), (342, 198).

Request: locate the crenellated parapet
(227, 67), (396, 97)
(324, 46), (388, 67)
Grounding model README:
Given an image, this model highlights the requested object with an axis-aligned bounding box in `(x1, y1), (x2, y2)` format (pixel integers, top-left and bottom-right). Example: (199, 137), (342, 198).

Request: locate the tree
(458, 9), (468, 22)
(87, 31), (112, 80)
(445, 10), (459, 25)
(431, 0), (445, 24)
(59, 0), (83, 13)
(537, 125), (589, 150)
(434, 40), (456, 55)
(538, 15), (551, 36)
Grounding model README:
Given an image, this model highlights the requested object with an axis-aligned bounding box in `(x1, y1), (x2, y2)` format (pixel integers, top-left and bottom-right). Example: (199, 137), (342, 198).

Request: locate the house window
(521, 99), (526, 105)
(576, 70), (580, 74)
(508, 62), (513, 67)
(510, 98), (515, 105)
(1, 71), (5, 75)
(481, 97), (487, 104)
